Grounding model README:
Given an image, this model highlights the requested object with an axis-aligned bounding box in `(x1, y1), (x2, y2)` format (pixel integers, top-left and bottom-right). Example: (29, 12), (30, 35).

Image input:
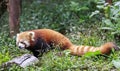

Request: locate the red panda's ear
(29, 32), (35, 41)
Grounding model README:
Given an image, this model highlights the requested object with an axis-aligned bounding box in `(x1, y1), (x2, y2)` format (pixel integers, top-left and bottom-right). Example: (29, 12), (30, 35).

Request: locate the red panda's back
(32, 29), (73, 49)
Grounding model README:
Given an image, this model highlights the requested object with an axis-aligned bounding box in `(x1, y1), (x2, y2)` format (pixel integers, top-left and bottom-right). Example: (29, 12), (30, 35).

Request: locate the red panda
(16, 29), (119, 57)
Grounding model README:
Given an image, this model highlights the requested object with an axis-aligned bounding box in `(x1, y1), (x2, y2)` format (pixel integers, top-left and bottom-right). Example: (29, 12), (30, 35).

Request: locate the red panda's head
(16, 31), (35, 49)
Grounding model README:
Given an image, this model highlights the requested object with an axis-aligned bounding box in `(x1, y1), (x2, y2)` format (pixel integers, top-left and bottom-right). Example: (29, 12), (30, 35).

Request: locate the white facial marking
(18, 43), (25, 49)
(17, 34), (20, 37)
(16, 34), (19, 44)
(24, 41), (30, 47)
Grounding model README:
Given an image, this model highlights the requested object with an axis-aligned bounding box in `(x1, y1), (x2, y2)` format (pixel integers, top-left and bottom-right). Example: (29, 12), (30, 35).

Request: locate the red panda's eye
(20, 42), (25, 44)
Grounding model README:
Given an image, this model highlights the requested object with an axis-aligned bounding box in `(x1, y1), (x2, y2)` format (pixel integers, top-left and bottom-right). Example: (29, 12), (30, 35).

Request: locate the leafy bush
(90, 0), (120, 35)
(20, 0), (98, 33)
(0, 52), (11, 65)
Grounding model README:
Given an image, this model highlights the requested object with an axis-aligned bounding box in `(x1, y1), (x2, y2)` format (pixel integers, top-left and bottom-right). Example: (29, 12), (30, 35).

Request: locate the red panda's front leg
(28, 38), (51, 57)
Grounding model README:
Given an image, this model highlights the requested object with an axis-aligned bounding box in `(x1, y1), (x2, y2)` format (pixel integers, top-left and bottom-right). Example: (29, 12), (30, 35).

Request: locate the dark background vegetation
(0, 0), (120, 70)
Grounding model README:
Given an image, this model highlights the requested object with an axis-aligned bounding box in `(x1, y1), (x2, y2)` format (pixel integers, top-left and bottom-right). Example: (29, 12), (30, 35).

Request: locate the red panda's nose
(18, 45), (25, 49)
(19, 46), (22, 49)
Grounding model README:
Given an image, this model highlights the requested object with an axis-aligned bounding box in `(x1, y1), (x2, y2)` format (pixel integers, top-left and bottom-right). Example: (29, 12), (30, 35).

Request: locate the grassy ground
(0, 0), (120, 71)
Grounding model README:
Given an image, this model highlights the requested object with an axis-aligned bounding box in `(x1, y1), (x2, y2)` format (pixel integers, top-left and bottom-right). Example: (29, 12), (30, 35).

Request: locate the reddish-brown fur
(17, 29), (119, 56)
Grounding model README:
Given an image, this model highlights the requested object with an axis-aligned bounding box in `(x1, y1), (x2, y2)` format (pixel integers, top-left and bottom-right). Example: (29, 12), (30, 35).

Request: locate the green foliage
(20, 0), (97, 33)
(90, 0), (120, 36)
(0, 0), (120, 71)
(0, 52), (11, 65)
(112, 59), (120, 69)
(84, 51), (101, 57)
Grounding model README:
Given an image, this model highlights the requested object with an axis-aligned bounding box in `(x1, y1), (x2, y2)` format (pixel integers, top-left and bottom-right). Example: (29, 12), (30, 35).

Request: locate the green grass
(0, 0), (120, 71)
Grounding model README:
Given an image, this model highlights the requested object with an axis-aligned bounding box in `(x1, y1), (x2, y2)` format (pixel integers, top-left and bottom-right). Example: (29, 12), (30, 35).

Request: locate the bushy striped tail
(69, 42), (119, 56)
